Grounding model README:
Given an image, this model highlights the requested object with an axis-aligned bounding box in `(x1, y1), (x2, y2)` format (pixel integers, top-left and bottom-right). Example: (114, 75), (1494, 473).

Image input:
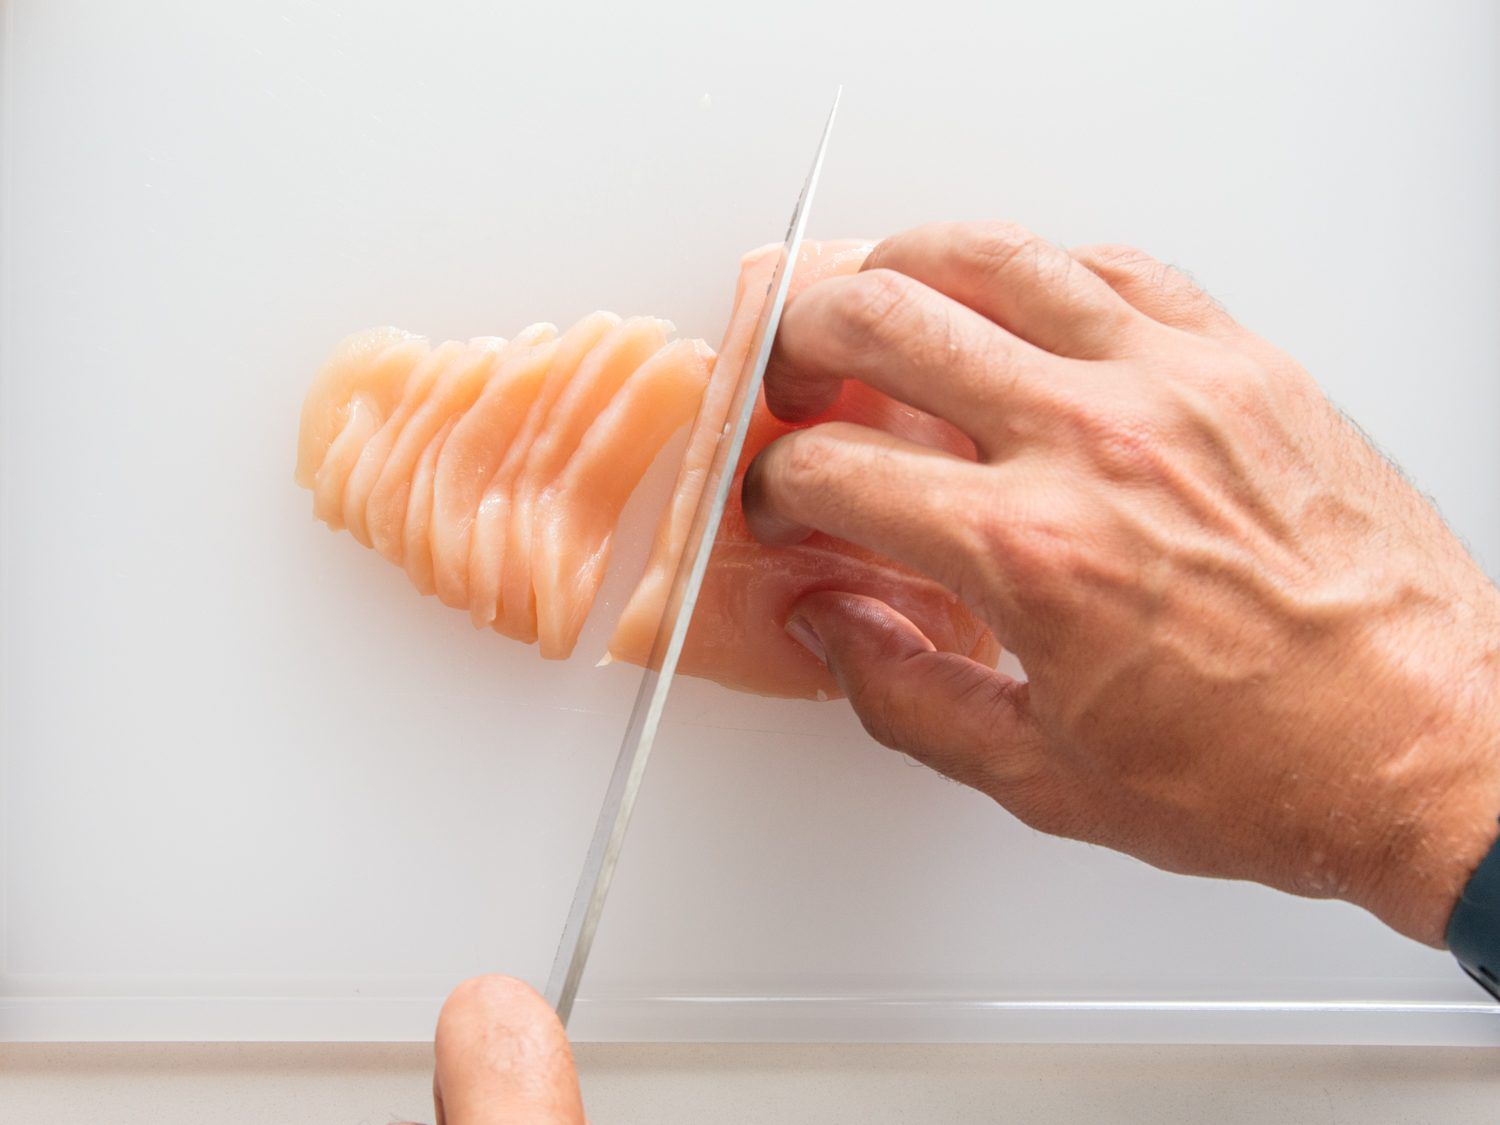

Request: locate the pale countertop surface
(3, 1043), (1497, 1124)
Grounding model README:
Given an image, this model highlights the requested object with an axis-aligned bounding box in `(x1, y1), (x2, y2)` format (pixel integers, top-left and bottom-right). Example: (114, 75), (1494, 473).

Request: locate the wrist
(1351, 640), (1500, 946)
(1369, 765), (1500, 947)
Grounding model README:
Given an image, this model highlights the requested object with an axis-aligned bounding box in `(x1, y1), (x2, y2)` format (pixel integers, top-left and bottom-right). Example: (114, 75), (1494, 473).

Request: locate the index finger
(863, 220), (1145, 358)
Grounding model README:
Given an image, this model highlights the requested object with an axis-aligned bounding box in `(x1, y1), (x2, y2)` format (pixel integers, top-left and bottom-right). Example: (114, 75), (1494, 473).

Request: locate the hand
(406, 975), (584, 1125)
(743, 221), (1500, 946)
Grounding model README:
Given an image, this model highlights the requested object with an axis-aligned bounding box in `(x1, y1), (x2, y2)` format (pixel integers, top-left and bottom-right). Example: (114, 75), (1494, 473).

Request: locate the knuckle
(839, 660), (921, 753)
(766, 427), (840, 495)
(1006, 516), (1079, 588)
(1078, 246), (1233, 331)
(1076, 242), (1159, 274)
(969, 485), (1125, 607)
(1197, 349), (1289, 411)
(1088, 412), (1172, 483)
(954, 219), (1047, 275)
(1225, 351), (1277, 392)
(852, 687), (909, 751)
(1235, 359), (1320, 424)
(1048, 383), (1175, 484)
(828, 269), (920, 344)
(964, 495), (1071, 592)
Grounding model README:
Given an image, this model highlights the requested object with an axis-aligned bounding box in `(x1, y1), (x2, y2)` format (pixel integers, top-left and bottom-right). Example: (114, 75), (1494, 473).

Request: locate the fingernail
(785, 614), (827, 666)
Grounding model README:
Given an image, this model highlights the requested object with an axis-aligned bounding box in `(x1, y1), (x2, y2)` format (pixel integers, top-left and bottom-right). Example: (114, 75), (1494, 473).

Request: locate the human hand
(405, 975), (584, 1125)
(743, 221), (1500, 946)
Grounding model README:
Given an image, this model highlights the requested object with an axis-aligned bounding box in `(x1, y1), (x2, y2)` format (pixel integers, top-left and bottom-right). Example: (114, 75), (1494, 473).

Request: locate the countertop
(4, 1043), (1498, 1123)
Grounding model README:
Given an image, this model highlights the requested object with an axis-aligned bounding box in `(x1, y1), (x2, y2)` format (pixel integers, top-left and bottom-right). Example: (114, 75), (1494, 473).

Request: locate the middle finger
(764, 268), (1074, 458)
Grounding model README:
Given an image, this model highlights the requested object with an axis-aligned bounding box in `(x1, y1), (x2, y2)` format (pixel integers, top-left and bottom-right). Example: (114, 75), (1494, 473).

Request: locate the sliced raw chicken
(341, 339), (467, 547)
(296, 326), (423, 490)
(430, 328), (559, 610)
(367, 338), (506, 564)
(495, 316), (672, 643)
(297, 311), (707, 660)
(295, 240), (996, 701)
(608, 241), (998, 698)
(466, 312), (619, 630)
(532, 336), (714, 659)
(401, 415), (457, 596)
(301, 331), (429, 529)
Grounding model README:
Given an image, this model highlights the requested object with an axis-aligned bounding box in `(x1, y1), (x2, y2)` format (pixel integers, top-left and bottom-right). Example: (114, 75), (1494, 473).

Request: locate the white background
(2, 0), (1498, 1047)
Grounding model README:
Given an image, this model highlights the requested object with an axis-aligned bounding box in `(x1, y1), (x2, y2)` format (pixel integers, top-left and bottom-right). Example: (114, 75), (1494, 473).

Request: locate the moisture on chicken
(295, 241), (999, 698)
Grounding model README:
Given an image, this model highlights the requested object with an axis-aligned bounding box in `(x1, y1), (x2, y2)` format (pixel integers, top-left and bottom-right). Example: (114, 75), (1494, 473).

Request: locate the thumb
(788, 591), (1050, 802)
(432, 976), (585, 1125)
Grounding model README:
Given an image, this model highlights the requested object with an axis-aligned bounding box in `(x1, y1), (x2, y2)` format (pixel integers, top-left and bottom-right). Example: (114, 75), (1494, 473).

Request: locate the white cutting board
(3, 0), (1498, 1043)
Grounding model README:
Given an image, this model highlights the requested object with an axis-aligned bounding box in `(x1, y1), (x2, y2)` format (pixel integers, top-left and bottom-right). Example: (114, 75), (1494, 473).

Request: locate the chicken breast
(430, 328), (559, 611)
(607, 241), (998, 698)
(497, 317), (673, 643)
(466, 312), (619, 630)
(532, 336), (715, 659)
(296, 240), (998, 700)
(298, 313), (708, 662)
(342, 339), (467, 548)
(296, 326), (423, 491)
(368, 338), (506, 565)
(402, 415), (458, 597)
(300, 330), (429, 529)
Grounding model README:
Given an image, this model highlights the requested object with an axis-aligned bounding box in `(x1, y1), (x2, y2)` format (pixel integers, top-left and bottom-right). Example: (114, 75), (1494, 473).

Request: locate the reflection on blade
(544, 88), (843, 1027)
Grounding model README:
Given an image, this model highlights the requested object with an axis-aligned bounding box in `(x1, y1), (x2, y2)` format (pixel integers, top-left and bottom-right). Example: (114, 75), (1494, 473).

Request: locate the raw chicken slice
(315, 398), (384, 530)
(607, 241), (871, 665)
(532, 336), (715, 659)
(401, 415), (457, 596)
(466, 312), (619, 629)
(295, 326), (423, 490)
(342, 339), (467, 547)
(495, 316), (672, 643)
(608, 241), (998, 698)
(430, 327), (559, 611)
(302, 332), (429, 529)
(367, 338), (506, 564)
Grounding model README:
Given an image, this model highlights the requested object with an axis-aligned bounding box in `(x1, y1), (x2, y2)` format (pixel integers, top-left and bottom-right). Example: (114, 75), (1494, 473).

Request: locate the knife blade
(543, 87), (842, 1027)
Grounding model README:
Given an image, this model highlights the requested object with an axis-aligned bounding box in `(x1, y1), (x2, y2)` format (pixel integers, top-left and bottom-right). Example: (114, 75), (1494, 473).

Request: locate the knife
(543, 88), (842, 1027)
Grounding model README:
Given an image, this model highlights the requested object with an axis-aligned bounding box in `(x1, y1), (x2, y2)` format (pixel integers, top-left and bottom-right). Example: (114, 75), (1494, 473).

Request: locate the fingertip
(763, 380), (838, 424)
(435, 975), (566, 1079)
(739, 445), (815, 548)
(763, 348), (841, 423)
(437, 974), (557, 1039)
(784, 612), (828, 666)
(791, 591), (936, 664)
(434, 975), (584, 1124)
